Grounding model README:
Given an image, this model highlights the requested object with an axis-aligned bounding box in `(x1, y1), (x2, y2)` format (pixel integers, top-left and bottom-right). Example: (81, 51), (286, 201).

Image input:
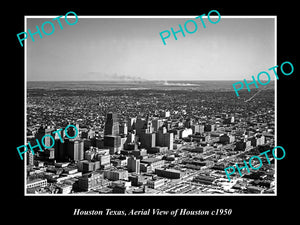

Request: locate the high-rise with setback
(104, 113), (119, 136)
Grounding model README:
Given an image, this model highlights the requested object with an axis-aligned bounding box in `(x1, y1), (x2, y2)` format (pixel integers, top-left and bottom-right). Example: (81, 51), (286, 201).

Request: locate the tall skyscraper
(127, 117), (136, 132)
(119, 122), (128, 136)
(135, 118), (147, 136)
(55, 139), (67, 161)
(140, 132), (156, 150)
(36, 125), (55, 149)
(152, 119), (163, 132)
(67, 139), (84, 161)
(104, 113), (119, 136)
(127, 157), (140, 174)
(156, 128), (173, 150)
(104, 135), (122, 154)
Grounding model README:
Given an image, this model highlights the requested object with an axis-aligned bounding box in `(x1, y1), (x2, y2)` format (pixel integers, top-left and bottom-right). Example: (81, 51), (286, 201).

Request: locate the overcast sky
(27, 16), (275, 81)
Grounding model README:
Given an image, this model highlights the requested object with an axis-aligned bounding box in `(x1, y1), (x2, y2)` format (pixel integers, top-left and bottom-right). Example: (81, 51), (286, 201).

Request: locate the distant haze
(79, 72), (146, 81)
(27, 16), (275, 81)
(27, 80), (275, 91)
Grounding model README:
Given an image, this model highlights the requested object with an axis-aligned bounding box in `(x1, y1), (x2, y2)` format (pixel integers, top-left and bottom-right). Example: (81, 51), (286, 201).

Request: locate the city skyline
(25, 16), (276, 195)
(25, 86), (275, 195)
(27, 16), (275, 81)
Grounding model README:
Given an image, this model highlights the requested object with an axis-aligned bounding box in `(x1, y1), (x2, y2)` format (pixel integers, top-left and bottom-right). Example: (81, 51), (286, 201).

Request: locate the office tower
(160, 110), (170, 118)
(152, 118), (163, 132)
(140, 132), (156, 149)
(35, 126), (55, 148)
(120, 122), (128, 136)
(127, 157), (140, 174)
(120, 137), (127, 150)
(54, 140), (67, 161)
(104, 113), (121, 154)
(104, 135), (121, 154)
(35, 125), (46, 142)
(156, 127), (167, 147)
(127, 117), (136, 132)
(83, 139), (92, 150)
(104, 136), (121, 148)
(156, 128), (173, 150)
(159, 126), (167, 134)
(104, 113), (119, 136)
(44, 127), (55, 146)
(164, 132), (173, 150)
(145, 118), (154, 133)
(135, 118), (147, 136)
(27, 151), (34, 166)
(67, 139), (84, 161)
(53, 128), (65, 141)
(166, 121), (172, 131)
(135, 117), (153, 135)
(44, 148), (55, 159)
(184, 118), (193, 128)
(126, 132), (136, 143)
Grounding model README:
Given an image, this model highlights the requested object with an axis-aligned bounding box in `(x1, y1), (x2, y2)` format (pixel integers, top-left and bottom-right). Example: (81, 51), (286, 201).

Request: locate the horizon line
(27, 80), (276, 82)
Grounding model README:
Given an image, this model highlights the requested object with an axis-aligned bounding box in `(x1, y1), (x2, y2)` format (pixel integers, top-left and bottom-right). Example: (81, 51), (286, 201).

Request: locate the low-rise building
(147, 178), (165, 189)
(193, 175), (216, 185)
(77, 172), (106, 191)
(55, 183), (73, 194)
(155, 168), (182, 179)
(141, 158), (164, 171)
(103, 169), (128, 181)
(26, 179), (47, 189)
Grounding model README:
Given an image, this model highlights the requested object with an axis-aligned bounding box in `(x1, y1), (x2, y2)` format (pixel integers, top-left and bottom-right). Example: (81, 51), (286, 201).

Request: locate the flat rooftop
(141, 158), (162, 163)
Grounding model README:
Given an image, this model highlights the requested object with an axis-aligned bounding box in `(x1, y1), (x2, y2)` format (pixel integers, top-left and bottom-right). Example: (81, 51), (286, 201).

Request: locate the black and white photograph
(14, 4), (298, 222)
(23, 15), (277, 196)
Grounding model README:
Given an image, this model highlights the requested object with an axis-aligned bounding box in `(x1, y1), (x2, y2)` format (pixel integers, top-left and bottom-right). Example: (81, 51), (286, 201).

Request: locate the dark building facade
(104, 113), (119, 136)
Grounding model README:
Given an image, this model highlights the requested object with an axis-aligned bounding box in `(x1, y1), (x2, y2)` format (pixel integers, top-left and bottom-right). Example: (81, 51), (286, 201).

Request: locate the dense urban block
(26, 82), (275, 194)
